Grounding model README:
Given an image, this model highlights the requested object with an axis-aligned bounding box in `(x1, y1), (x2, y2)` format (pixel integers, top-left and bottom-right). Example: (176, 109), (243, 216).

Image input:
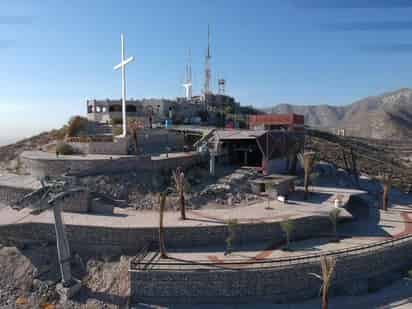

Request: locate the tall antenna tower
(182, 49), (193, 100)
(203, 25), (212, 96)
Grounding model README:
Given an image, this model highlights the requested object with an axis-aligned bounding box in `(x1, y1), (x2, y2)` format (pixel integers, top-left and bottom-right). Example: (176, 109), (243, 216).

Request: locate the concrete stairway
(87, 122), (113, 136)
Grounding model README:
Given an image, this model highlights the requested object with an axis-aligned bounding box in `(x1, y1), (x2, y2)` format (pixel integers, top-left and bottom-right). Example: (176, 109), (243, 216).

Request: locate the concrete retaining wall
(21, 152), (204, 178)
(69, 139), (128, 155)
(130, 238), (412, 304)
(137, 129), (185, 154)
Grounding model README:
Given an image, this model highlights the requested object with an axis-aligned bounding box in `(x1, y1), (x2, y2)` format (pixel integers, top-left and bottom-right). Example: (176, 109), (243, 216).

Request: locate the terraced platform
(0, 186), (362, 252)
(130, 194), (412, 304)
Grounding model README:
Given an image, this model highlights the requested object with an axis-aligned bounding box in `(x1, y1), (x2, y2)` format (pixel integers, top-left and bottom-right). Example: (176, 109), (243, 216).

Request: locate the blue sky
(2, 0), (412, 143)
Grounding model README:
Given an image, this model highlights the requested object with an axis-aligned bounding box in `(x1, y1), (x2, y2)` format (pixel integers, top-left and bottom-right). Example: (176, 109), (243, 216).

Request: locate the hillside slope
(265, 88), (412, 139)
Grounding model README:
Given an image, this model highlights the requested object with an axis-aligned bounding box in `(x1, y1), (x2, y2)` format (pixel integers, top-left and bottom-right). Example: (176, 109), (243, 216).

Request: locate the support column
(53, 201), (81, 301)
(262, 158), (269, 176)
(210, 153), (216, 176)
(53, 202), (72, 286)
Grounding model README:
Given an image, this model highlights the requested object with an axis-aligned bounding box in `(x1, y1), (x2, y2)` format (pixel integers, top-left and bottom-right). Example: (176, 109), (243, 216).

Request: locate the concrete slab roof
(215, 129), (267, 141)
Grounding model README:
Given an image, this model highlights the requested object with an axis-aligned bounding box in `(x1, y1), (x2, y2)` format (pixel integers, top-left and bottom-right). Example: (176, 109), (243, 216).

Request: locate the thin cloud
(360, 43), (412, 53)
(322, 21), (412, 32)
(294, 0), (412, 9)
(0, 16), (33, 25)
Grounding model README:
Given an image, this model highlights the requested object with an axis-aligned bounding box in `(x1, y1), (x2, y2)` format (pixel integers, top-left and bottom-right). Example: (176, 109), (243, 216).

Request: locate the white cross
(114, 33), (134, 137)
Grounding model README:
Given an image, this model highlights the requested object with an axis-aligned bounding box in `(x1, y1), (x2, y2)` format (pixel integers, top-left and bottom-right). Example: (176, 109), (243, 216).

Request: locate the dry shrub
(55, 142), (76, 155)
(67, 116), (89, 137)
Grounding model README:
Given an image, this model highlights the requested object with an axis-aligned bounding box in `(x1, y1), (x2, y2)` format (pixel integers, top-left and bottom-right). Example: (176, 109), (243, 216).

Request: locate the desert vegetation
(172, 167), (187, 220)
(66, 116), (89, 137)
(158, 191), (168, 258)
(55, 142), (76, 156)
(280, 219), (295, 250)
(309, 255), (337, 309)
(299, 152), (318, 200)
(225, 219), (238, 255)
(328, 208), (341, 242)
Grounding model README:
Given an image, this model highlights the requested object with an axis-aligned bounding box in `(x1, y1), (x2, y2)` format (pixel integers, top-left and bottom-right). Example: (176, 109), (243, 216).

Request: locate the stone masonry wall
(0, 185), (32, 206)
(130, 238), (412, 304)
(0, 215), (331, 253)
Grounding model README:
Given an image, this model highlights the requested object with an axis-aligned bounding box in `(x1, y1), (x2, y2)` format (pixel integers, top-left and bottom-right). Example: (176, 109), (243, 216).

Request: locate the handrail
(131, 233), (412, 271)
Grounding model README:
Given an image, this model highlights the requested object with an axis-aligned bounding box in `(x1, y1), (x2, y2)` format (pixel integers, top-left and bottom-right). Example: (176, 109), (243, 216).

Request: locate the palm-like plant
(158, 191), (167, 258)
(280, 219), (295, 250)
(329, 208), (341, 242)
(381, 173), (392, 211)
(299, 152), (318, 200)
(172, 167), (186, 220)
(310, 255), (336, 309)
(225, 219), (238, 255)
(128, 120), (140, 154)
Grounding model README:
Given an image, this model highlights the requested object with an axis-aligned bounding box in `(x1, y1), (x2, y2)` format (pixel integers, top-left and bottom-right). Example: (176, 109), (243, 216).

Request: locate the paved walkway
(138, 199), (412, 271)
(0, 171), (41, 190)
(0, 187), (361, 228)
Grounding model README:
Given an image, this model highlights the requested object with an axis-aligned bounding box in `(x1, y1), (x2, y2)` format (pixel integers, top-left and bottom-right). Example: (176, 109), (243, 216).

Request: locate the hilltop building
(249, 114), (305, 132)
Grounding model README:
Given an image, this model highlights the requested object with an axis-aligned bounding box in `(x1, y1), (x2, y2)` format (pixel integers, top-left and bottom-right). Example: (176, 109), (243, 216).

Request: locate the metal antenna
(203, 24), (212, 96)
(182, 48), (193, 100)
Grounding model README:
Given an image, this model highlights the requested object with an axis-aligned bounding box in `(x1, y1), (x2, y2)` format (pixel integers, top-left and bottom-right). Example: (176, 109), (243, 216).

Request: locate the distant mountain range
(263, 88), (412, 139)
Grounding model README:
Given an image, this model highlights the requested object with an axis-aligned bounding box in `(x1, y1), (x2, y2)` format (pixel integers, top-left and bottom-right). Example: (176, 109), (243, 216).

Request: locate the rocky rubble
(0, 245), (132, 309)
(78, 166), (264, 211)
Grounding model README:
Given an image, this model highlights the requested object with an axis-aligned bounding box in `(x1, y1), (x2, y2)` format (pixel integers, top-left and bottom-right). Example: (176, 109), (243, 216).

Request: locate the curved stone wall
(20, 151), (203, 178)
(130, 236), (412, 304)
(0, 214), (332, 253)
(0, 185), (32, 206)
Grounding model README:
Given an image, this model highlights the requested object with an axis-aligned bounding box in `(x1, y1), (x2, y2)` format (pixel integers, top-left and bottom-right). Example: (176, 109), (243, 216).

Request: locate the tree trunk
(180, 189), (186, 220)
(304, 171), (310, 200)
(341, 148), (349, 171)
(133, 132), (138, 154)
(286, 233), (290, 250)
(159, 193), (167, 258)
(333, 222), (338, 241)
(322, 289), (329, 309)
(383, 182), (390, 211)
(350, 148), (360, 187)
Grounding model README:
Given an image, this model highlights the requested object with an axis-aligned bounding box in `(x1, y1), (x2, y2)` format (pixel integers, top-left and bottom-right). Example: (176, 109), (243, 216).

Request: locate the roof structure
(214, 129), (267, 141)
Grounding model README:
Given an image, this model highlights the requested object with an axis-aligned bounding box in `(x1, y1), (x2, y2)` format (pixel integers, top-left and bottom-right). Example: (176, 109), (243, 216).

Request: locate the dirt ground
(0, 245), (132, 309)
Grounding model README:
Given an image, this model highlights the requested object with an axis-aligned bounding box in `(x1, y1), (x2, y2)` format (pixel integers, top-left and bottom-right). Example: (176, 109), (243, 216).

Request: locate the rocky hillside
(265, 88), (412, 139)
(0, 129), (65, 168)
